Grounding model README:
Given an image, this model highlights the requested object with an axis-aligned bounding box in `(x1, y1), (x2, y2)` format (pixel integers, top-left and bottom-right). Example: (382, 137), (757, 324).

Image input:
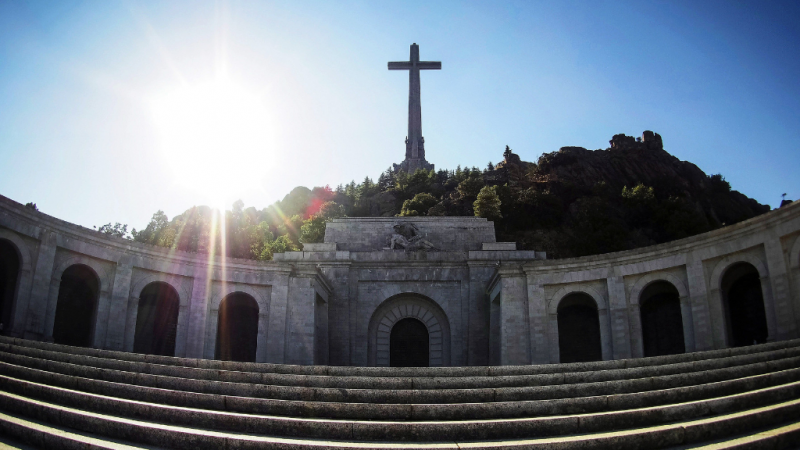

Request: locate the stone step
(0, 410), (156, 449)
(2, 372), (800, 442)
(1, 355), (799, 421)
(1, 385), (799, 449)
(2, 340), (799, 392)
(667, 420), (800, 449)
(2, 335), (797, 378)
(2, 345), (799, 406)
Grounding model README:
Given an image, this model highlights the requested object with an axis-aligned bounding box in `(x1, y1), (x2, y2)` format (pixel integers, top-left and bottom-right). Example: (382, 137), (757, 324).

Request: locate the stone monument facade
(390, 43), (438, 173)
(1, 194), (799, 367)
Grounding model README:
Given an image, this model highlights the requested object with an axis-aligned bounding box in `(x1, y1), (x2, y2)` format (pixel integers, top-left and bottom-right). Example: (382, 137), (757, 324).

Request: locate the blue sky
(1, 0), (798, 231)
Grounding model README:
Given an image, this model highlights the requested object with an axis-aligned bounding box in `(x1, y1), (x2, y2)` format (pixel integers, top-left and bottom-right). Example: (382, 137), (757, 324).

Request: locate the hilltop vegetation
(101, 132), (770, 260)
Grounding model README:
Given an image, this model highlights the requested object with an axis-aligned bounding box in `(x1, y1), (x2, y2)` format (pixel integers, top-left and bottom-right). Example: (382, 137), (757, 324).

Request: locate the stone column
(497, 265), (530, 365)
(24, 229), (57, 340)
(764, 235), (796, 340)
(184, 266), (210, 359)
(266, 269), (291, 363)
(526, 279), (549, 364)
(91, 281), (113, 349)
(104, 261), (132, 350)
(606, 276), (632, 360)
(686, 257), (715, 350)
(468, 262), (493, 365)
(284, 271), (317, 365)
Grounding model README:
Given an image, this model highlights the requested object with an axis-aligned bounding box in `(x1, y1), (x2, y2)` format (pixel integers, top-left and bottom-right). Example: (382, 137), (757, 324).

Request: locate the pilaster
(24, 229), (57, 340)
(104, 260), (132, 350)
(606, 276), (632, 359)
(183, 265), (210, 359)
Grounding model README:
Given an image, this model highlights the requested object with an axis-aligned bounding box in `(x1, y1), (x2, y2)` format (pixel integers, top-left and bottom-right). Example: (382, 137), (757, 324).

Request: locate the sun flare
(150, 80), (275, 203)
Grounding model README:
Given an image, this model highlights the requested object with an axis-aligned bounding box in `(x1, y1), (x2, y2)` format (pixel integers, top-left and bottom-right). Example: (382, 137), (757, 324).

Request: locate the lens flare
(150, 80), (276, 200)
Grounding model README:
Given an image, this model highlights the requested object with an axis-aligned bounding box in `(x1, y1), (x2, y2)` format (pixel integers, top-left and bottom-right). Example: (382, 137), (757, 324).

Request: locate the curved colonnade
(0, 193), (799, 366)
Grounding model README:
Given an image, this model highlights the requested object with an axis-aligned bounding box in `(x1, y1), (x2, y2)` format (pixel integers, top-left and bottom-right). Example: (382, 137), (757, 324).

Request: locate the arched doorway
(0, 239), (21, 335)
(133, 282), (180, 356)
(722, 262), (768, 347)
(53, 264), (99, 347)
(557, 293), (602, 363)
(640, 281), (685, 357)
(390, 318), (429, 367)
(215, 292), (259, 362)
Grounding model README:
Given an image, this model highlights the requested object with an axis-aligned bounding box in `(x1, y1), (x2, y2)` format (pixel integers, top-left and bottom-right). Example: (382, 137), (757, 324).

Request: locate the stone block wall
(1, 193), (799, 367)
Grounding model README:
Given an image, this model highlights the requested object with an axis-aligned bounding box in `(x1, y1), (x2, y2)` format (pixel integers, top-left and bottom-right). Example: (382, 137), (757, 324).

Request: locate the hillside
(118, 131), (770, 260)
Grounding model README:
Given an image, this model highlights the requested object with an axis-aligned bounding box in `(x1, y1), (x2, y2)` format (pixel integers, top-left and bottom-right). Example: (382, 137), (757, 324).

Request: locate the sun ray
(124, 0), (188, 87)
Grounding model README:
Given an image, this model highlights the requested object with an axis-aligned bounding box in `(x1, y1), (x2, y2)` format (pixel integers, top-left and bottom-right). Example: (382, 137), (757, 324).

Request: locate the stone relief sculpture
(389, 221), (438, 251)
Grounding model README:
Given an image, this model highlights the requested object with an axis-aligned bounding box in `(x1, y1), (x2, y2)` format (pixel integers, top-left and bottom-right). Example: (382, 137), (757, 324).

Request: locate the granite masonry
(0, 194), (799, 367)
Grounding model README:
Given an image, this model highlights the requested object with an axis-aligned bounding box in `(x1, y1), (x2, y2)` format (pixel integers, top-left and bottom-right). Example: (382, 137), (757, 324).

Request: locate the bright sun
(150, 80), (275, 204)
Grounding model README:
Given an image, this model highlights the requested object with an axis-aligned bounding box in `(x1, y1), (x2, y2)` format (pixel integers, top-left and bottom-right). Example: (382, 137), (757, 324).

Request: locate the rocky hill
(124, 131), (772, 260)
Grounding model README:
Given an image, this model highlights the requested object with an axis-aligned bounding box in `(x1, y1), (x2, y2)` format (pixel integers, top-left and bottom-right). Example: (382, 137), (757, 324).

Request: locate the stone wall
(0, 193), (799, 367)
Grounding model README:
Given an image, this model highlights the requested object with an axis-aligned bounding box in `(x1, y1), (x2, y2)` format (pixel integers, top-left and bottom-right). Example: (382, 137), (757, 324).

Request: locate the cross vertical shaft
(389, 43), (440, 172)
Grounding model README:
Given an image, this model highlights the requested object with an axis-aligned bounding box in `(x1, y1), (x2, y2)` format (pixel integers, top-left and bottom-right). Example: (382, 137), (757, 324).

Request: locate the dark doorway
(722, 263), (768, 347)
(390, 318), (429, 367)
(0, 239), (21, 335)
(133, 282), (180, 356)
(215, 292), (259, 362)
(557, 293), (603, 363)
(53, 264), (99, 347)
(640, 281), (685, 357)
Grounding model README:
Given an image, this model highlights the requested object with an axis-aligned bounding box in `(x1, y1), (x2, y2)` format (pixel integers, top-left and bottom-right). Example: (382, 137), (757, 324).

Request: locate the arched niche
(628, 272), (694, 356)
(708, 254), (775, 347)
(0, 239), (21, 335)
(53, 264), (99, 347)
(0, 230), (33, 337)
(721, 262), (768, 347)
(133, 281), (180, 356)
(556, 293), (603, 363)
(640, 281), (685, 357)
(215, 292), (259, 362)
(367, 294), (450, 367)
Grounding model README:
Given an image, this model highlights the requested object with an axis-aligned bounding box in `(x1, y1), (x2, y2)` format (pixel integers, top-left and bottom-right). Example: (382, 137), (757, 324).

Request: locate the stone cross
(389, 43), (441, 163)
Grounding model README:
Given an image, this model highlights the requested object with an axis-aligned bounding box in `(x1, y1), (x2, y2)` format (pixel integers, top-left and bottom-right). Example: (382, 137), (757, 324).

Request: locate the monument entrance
(390, 318), (429, 367)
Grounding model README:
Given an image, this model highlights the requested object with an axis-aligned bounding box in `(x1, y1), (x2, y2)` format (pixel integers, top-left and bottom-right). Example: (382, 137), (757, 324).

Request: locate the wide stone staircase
(0, 336), (798, 449)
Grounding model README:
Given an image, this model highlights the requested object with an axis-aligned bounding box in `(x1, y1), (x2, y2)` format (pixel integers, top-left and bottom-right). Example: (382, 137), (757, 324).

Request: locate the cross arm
(388, 62), (412, 70)
(418, 61), (441, 70)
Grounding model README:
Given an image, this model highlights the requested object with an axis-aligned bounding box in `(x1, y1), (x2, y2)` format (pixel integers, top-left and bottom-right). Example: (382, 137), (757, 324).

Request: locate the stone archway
(640, 281), (685, 357)
(722, 262), (768, 347)
(133, 282), (180, 356)
(368, 295), (450, 367)
(556, 293), (603, 363)
(53, 264), (100, 347)
(0, 239), (21, 335)
(215, 292), (259, 362)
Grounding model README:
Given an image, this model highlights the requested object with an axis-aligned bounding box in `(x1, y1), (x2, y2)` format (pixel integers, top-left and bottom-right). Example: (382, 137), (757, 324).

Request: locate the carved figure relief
(389, 222), (437, 251)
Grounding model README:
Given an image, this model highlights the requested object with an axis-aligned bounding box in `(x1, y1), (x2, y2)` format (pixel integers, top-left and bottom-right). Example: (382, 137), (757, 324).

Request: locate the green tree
(400, 193), (438, 216)
(300, 201), (345, 244)
(457, 176), (484, 200)
(474, 186), (502, 220)
(132, 210), (170, 244)
(97, 222), (130, 239)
